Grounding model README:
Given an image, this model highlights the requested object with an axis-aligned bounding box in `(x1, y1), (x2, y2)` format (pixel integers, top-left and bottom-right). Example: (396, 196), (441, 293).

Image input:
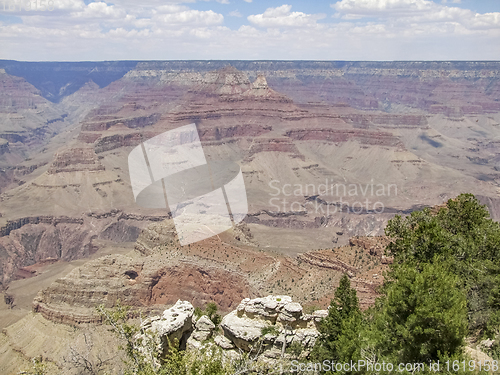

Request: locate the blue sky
(1, 0), (499, 61)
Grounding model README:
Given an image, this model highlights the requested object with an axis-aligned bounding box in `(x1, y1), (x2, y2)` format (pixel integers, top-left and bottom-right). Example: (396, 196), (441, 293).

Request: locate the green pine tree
(385, 193), (500, 333)
(372, 260), (468, 364)
(312, 274), (362, 368)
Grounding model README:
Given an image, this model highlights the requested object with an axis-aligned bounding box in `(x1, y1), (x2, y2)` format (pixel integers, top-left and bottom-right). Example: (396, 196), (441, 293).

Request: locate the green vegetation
(97, 302), (229, 375)
(311, 194), (500, 373)
(385, 193), (500, 334)
(312, 273), (362, 365)
(261, 325), (280, 337)
(372, 261), (468, 364)
(194, 302), (222, 327)
(286, 341), (304, 358)
(303, 305), (320, 314)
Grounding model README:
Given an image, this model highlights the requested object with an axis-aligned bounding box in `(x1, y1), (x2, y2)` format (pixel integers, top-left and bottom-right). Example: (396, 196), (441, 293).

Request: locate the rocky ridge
(48, 147), (105, 174)
(32, 251), (259, 325)
(141, 296), (327, 363)
(1, 64), (498, 302)
(0, 210), (171, 289)
(31, 219), (387, 325)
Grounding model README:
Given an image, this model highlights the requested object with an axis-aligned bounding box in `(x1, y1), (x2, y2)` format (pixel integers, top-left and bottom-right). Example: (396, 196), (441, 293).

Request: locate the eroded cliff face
(1, 60), (499, 374)
(0, 210), (170, 289)
(31, 254), (259, 325)
(4, 60), (500, 113)
(48, 147), (105, 174)
(0, 62), (499, 304)
(30, 218), (388, 326)
(0, 69), (108, 198)
(118, 61), (500, 114)
(0, 69), (67, 152)
(71, 64), (499, 218)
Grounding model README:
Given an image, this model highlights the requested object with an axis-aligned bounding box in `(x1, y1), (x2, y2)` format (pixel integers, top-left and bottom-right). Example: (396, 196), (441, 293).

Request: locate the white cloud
(156, 5), (191, 14)
(152, 9), (223, 26)
(107, 0), (196, 6)
(248, 4), (326, 28)
(243, 0), (252, 3)
(1, 0), (500, 61)
(54, 0), (86, 11)
(71, 2), (126, 19)
(331, 0), (500, 33)
(2, 17), (499, 61)
(108, 27), (151, 38)
(229, 10), (242, 17)
(332, 0), (435, 17)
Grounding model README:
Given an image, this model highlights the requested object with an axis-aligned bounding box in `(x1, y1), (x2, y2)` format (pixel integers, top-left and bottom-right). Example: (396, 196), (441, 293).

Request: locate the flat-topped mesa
(193, 66), (252, 96)
(48, 147), (105, 174)
(32, 254), (146, 325)
(189, 67), (292, 101)
(214, 66), (252, 95)
(245, 138), (305, 161)
(241, 74), (292, 102)
(31, 246), (257, 325)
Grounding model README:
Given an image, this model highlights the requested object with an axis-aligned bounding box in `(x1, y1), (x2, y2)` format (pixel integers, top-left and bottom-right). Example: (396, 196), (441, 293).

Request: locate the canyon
(0, 60), (499, 373)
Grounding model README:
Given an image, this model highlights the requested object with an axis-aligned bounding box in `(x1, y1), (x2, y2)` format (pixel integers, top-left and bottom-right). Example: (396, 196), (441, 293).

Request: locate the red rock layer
(285, 128), (402, 147)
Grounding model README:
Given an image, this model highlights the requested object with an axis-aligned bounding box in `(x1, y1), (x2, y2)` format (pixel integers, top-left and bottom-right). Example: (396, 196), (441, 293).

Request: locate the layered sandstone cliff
(31, 218), (387, 325)
(48, 147), (105, 174)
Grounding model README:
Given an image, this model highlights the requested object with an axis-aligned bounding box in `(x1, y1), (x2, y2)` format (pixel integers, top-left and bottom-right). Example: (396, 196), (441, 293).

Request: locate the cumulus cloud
(152, 9), (223, 26)
(0, 0), (499, 61)
(155, 5), (191, 14)
(54, 0), (86, 11)
(331, 0), (500, 33)
(332, 0), (437, 17)
(71, 2), (126, 19)
(229, 10), (243, 17)
(248, 5), (326, 28)
(106, 0), (199, 6)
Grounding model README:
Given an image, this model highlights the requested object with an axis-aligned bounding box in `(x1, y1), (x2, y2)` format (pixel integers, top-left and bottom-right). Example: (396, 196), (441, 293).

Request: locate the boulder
(480, 339), (495, 349)
(215, 335), (235, 350)
(191, 315), (215, 342)
(284, 303), (302, 314)
(191, 330), (211, 342)
(293, 328), (320, 347)
(216, 296), (325, 355)
(278, 302), (303, 324)
(236, 295), (292, 321)
(312, 309), (328, 322)
(220, 310), (269, 351)
(195, 315), (215, 331)
(141, 300), (194, 353)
